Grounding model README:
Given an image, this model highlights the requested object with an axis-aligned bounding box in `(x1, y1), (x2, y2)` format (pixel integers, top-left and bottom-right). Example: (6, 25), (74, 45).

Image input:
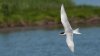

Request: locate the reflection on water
(0, 27), (100, 56)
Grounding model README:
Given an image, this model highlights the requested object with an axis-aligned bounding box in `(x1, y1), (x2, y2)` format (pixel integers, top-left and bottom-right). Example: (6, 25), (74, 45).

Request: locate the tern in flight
(60, 4), (81, 52)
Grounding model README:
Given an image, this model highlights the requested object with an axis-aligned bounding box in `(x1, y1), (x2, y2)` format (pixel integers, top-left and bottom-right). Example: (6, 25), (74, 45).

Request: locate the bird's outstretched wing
(61, 4), (74, 52)
(61, 4), (72, 31)
(66, 32), (74, 52)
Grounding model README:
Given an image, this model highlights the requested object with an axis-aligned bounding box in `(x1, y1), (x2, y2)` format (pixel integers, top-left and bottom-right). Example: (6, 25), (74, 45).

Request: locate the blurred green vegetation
(0, 0), (99, 27)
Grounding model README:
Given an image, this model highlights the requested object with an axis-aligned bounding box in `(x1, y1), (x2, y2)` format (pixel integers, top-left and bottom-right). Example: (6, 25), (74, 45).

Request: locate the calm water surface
(0, 27), (100, 56)
(74, 0), (100, 6)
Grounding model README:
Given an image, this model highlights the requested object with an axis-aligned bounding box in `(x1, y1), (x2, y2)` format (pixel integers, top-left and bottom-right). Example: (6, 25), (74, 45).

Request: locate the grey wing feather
(61, 4), (72, 32)
(66, 32), (74, 52)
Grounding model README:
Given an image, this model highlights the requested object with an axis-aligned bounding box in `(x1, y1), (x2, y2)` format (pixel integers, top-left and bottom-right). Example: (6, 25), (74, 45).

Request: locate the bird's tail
(73, 28), (81, 34)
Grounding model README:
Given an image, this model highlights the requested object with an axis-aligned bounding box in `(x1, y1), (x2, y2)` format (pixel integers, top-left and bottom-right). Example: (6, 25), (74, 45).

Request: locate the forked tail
(73, 28), (81, 34)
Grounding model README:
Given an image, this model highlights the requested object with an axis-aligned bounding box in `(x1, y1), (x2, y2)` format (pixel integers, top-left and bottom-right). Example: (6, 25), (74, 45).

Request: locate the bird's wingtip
(70, 47), (74, 53)
(61, 4), (64, 7)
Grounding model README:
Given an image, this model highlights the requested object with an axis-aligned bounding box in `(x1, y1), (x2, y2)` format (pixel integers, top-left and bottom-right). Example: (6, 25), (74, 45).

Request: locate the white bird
(60, 4), (81, 52)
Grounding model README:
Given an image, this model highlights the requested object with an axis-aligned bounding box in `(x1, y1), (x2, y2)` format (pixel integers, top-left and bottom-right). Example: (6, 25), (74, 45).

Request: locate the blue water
(74, 0), (100, 6)
(0, 27), (100, 56)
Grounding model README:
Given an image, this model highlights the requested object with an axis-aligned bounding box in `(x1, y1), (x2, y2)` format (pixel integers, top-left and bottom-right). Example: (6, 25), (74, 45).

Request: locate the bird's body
(60, 4), (81, 52)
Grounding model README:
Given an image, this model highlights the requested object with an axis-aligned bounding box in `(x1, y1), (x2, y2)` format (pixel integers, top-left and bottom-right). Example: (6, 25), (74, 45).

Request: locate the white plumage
(60, 4), (81, 52)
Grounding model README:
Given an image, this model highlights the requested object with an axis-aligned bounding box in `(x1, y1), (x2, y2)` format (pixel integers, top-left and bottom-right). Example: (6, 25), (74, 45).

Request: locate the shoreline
(0, 16), (100, 31)
(0, 18), (100, 27)
(0, 23), (99, 32)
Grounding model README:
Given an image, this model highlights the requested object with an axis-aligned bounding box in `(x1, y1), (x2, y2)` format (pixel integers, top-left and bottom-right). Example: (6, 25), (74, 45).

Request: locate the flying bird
(60, 4), (81, 52)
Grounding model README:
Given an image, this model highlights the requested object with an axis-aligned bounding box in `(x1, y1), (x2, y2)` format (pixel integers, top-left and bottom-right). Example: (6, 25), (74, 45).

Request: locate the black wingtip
(60, 32), (64, 34)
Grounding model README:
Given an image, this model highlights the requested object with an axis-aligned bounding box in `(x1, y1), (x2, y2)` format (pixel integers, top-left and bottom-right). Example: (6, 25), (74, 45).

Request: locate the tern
(60, 4), (81, 52)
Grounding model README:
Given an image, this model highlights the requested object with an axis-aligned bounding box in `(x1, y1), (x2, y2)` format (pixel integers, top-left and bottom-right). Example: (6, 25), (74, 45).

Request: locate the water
(74, 0), (100, 6)
(0, 27), (100, 56)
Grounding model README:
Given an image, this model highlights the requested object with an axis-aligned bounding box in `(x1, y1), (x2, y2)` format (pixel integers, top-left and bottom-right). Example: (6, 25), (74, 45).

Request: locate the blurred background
(0, 0), (100, 56)
(0, 0), (99, 28)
